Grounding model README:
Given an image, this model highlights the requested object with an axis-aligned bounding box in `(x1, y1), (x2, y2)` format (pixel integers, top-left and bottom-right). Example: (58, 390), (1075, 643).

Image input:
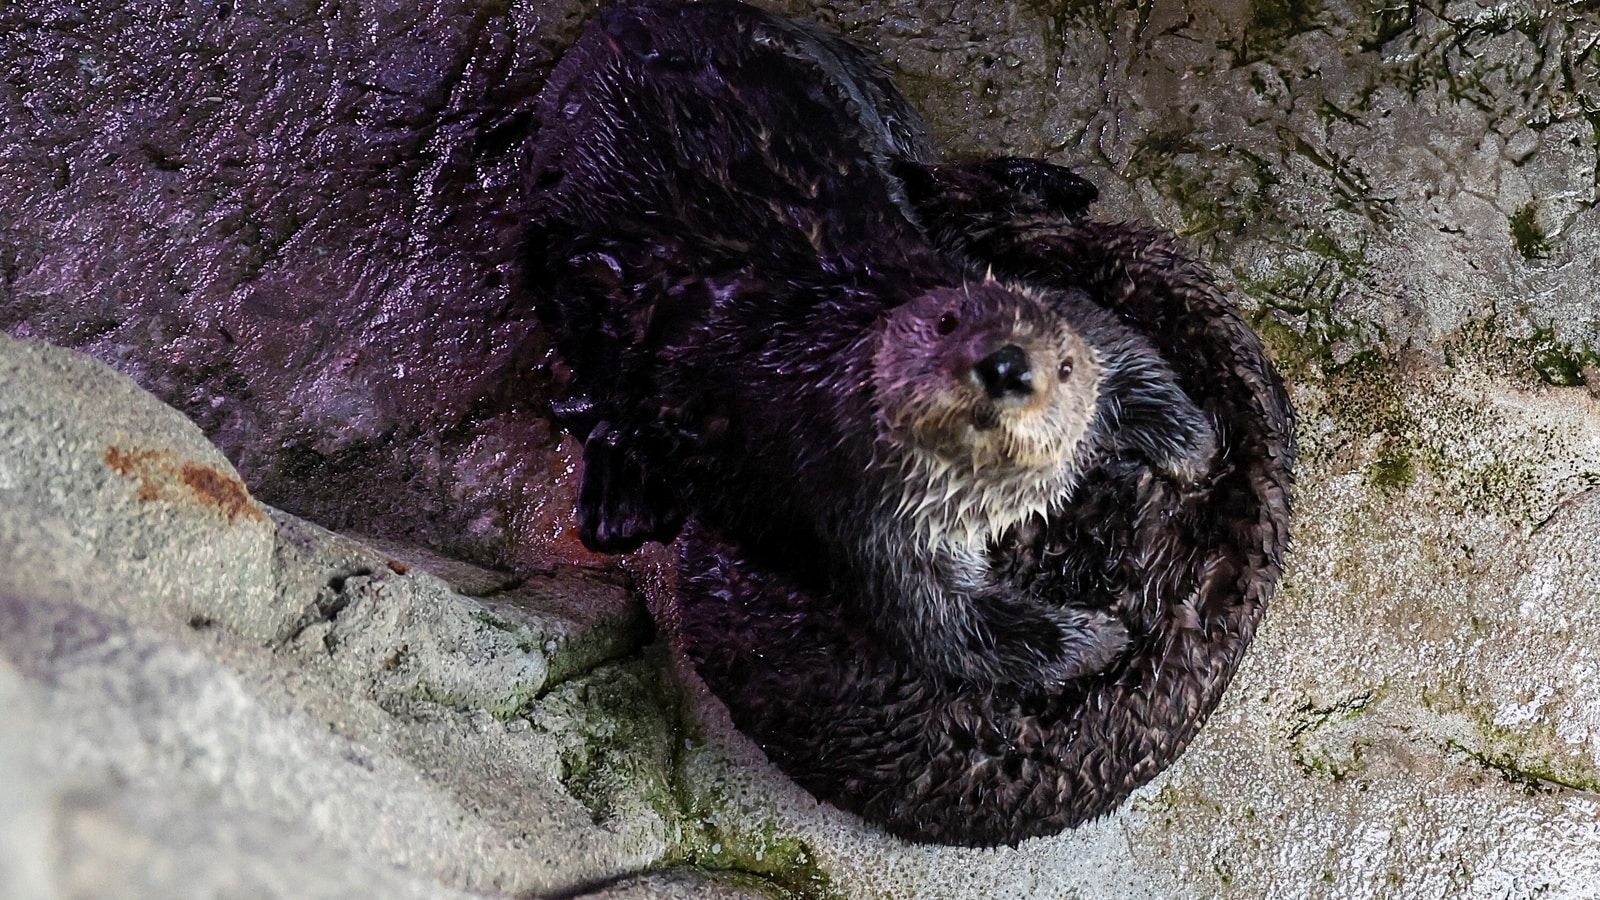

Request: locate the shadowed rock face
(0, 0), (604, 571)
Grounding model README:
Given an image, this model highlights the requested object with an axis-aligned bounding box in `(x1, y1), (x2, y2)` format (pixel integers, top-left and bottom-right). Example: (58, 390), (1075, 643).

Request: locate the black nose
(974, 344), (1034, 400)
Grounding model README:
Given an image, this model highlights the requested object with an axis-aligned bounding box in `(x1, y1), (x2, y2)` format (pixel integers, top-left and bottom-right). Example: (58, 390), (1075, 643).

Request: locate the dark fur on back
(526, 0), (945, 569)
(526, 0), (1218, 691)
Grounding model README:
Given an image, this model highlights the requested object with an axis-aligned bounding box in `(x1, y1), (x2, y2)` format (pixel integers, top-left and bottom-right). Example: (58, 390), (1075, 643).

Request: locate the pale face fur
(873, 282), (1103, 552)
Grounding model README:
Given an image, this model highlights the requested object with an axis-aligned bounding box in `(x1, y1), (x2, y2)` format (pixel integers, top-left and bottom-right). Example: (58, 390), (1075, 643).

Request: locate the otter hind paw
(576, 422), (686, 553)
(970, 157), (1099, 220)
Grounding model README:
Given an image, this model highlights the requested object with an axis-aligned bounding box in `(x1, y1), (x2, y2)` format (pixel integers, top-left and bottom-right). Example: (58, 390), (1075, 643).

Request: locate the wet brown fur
(526, 0), (1217, 691)
(679, 212), (1294, 846)
(528, 0), (1294, 846)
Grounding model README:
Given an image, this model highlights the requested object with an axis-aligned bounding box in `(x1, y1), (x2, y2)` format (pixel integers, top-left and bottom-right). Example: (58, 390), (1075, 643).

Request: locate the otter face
(874, 284), (1102, 476)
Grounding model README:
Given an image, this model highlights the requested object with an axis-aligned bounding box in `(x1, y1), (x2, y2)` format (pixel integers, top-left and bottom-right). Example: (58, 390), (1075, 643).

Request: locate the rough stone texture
(5, 0), (1600, 898)
(0, 334), (761, 899)
(0, 0), (596, 573)
(0, 656), (52, 900)
(0, 333), (281, 640)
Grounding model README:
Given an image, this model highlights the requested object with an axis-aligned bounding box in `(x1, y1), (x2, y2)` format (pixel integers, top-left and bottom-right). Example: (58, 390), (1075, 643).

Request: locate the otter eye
(936, 312), (959, 335)
(1058, 357), (1074, 378)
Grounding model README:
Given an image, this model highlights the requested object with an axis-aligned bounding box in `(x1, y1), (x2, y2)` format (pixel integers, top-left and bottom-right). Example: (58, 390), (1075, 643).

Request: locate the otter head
(872, 283), (1103, 545)
(875, 283), (1101, 473)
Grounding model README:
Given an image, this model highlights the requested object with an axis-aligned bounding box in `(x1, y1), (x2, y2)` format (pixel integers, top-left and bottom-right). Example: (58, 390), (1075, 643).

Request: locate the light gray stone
(0, 334), (734, 899)
(0, 655), (54, 900)
(0, 333), (283, 642)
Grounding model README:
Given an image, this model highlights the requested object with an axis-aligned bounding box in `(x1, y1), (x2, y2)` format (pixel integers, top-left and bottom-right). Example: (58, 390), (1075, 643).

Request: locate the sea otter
(525, 0), (1219, 689)
(678, 185), (1294, 846)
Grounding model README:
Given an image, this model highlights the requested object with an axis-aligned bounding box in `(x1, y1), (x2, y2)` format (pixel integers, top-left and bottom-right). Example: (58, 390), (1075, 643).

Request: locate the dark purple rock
(0, 0), (603, 570)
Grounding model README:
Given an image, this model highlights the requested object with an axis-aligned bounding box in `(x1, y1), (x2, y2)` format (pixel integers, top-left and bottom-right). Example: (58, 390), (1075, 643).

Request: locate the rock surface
(0, 333), (757, 899)
(0, 0), (593, 573)
(4, 0), (1600, 898)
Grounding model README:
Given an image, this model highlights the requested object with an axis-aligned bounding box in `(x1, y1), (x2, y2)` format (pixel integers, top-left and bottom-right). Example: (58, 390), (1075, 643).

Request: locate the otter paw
(1083, 319), (1220, 488)
(970, 157), (1099, 219)
(1034, 607), (1130, 685)
(576, 422), (686, 553)
(928, 595), (1130, 689)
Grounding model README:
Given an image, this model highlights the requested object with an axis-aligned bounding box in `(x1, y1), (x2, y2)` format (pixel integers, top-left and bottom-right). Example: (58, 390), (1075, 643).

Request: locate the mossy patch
(1447, 737), (1600, 797)
(687, 869), (815, 900)
(1366, 436), (1417, 491)
(515, 649), (841, 897)
(1509, 202), (1552, 260)
(1445, 317), (1600, 388)
(663, 725), (840, 900)
(537, 656), (687, 828)
(1240, 225), (1377, 376)
(1129, 781), (1230, 830)
(1297, 348), (1413, 458)
(1274, 312), (1600, 528)
(1125, 131), (1282, 250)
(1250, 0), (1323, 39)
(1362, 0), (1420, 50)
(477, 681), (549, 722)
(1527, 328), (1600, 387)
(1213, 855), (1236, 885)
(1219, 0), (1326, 64)
(1423, 682), (1600, 796)
(1282, 689), (1380, 782)
(603, 669), (842, 898)
(669, 779), (839, 899)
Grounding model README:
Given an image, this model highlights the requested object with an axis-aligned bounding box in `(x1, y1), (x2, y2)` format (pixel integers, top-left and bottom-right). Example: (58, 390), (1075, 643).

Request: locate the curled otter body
(679, 209), (1295, 846)
(529, 0), (1294, 846)
(525, 0), (1216, 689)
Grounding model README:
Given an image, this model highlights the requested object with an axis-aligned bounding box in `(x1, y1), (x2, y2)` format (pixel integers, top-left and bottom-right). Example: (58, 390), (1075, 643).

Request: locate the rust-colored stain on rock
(104, 446), (266, 524)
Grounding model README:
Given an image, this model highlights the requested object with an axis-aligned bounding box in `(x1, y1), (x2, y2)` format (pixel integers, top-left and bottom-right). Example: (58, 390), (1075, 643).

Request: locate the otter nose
(974, 344), (1034, 400)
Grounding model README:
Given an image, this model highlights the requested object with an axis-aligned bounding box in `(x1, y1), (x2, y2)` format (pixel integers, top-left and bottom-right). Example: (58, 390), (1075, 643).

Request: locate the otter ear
(1095, 339), (1218, 487)
(576, 421), (687, 553)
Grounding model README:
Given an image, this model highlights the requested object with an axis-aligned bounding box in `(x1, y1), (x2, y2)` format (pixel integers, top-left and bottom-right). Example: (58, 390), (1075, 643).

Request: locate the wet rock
(0, 0), (600, 573)
(5, 0), (1600, 897)
(0, 335), (734, 898)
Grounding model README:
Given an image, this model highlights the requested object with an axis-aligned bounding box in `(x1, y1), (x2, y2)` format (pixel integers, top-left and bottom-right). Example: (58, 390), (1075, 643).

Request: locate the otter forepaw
(968, 157), (1099, 220)
(921, 595), (1130, 689)
(1032, 607), (1130, 685)
(893, 157), (1099, 226)
(1087, 323), (1220, 488)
